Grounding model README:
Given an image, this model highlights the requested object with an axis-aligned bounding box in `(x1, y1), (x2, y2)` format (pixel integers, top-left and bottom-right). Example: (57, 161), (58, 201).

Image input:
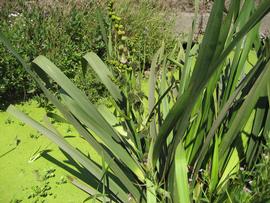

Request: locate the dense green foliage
(1, 0), (270, 202)
(0, 0), (173, 107)
(110, 0), (174, 67)
(0, 1), (106, 105)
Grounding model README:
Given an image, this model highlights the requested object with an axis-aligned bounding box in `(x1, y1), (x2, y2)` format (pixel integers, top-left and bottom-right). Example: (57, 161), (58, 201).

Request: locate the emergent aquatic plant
(1, 0), (270, 202)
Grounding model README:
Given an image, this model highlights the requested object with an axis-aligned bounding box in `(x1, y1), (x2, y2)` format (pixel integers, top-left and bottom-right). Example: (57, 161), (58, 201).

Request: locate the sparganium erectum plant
(1, 0), (270, 202)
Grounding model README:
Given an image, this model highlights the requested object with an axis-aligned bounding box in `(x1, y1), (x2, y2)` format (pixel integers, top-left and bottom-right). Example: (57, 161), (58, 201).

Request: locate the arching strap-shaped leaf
(32, 56), (145, 182)
(149, 0), (270, 168)
(0, 33), (145, 202)
(174, 141), (190, 203)
(68, 176), (110, 202)
(192, 58), (265, 180)
(148, 44), (164, 139)
(60, 93), (144, 180)
(220, 60), (270, 157)
(82, 52), (139, 149)
(149, 0), (225, 168)
(146, 179), (157, 203)
(7, 105), (128, 202)
(83, 52), (124, 105)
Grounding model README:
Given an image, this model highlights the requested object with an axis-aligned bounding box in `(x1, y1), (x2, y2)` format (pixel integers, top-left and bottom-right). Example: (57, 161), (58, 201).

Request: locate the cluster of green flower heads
(107, 0), (138, 74)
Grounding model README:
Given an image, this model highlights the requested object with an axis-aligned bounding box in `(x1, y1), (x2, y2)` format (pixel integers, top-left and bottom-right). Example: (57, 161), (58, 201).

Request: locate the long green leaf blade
(174, 141), (190, 203)
(7, 105), (128, 201)
(149, 0), (224, 167)
(220, 60), (270, 157)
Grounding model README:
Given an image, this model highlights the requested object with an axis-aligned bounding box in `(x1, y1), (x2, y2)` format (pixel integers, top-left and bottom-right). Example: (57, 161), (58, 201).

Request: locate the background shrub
(0, 0), (175, 108)
(115, 0), (175, 68)
(0, 1), (108, 107)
